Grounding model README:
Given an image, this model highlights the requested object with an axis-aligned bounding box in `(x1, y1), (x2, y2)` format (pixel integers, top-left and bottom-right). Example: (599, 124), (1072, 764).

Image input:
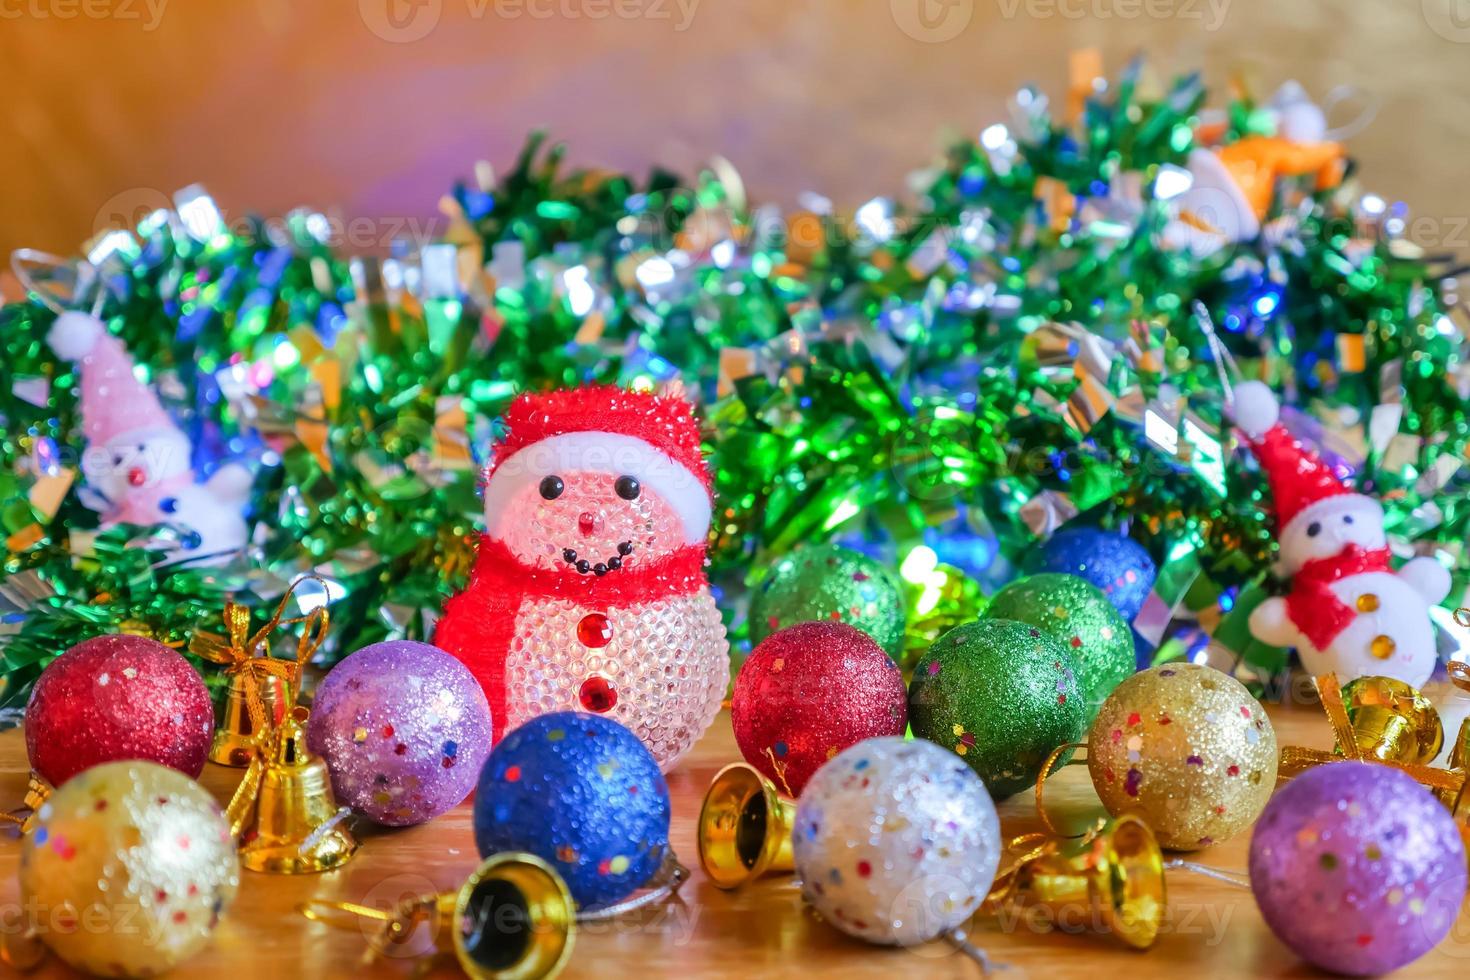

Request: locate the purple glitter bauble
(308, 641), (493, 826)
(1249, 762), (1467, 975)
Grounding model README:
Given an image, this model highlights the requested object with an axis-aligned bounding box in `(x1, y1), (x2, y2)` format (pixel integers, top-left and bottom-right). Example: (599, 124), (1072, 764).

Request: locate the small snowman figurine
(435, 385), (728, 770)
(47, 311), (252, 564)
(1234, 381), (1448, 687)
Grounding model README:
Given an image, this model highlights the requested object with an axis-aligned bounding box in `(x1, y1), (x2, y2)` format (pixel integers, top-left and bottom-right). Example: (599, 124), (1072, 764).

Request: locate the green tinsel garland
(2, 63), (1466, 703)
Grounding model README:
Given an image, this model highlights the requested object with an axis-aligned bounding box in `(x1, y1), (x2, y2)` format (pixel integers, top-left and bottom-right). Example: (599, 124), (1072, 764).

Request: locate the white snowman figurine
(1233, 381), (1448, 687)
(435, 385), (729, 771)
(48, 311), (252, 565)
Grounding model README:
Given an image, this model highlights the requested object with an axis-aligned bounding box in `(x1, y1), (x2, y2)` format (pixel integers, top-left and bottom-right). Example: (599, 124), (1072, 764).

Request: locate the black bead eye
(1344, 515), (1354, 525)
(539, 475), (564, 500)
(615, 476), (640, 500)
(1307, 522), (1322, 537)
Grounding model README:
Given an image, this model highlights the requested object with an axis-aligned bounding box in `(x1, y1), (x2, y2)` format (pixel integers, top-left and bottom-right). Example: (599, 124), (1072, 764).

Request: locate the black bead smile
(562, 541), (634, 576)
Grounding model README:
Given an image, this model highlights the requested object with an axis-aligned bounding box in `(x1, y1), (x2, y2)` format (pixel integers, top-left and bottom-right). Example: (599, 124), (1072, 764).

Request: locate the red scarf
(434, 534), (709, 740)
(1285, 545), (1392, 650)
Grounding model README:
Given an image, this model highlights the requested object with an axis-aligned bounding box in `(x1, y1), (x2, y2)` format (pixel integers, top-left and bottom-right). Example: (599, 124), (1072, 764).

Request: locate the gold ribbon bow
(190, 576), (330, 735)
(1279, 673), (1464, 795)
(0, 774), (52, 832)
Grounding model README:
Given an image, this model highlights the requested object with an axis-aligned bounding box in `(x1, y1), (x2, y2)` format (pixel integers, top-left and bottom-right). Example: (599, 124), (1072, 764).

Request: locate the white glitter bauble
(793, 737), (1001, 946)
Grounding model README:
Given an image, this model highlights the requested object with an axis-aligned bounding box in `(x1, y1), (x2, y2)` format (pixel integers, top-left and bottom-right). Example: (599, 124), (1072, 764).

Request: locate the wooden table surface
(1, 694), (1467, 979)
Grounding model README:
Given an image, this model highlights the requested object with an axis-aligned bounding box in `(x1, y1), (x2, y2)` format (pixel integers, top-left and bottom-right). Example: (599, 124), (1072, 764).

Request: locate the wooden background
(1, 697), (1468, 979)
(1, 0), (1469, 262)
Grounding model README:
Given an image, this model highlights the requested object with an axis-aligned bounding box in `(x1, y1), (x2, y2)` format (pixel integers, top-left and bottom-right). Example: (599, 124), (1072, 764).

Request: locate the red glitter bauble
(25, 634), (215, 787)
(730, 621), (907, 797)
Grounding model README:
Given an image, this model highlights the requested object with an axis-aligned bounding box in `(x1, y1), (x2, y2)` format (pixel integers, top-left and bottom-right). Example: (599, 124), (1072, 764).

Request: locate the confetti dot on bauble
(21, 761), (238, 978)
(1031, 526), (1156, 622)
(307, 640), (493, 826)
(472, 712), (670, 910)
(1088, 663), (1276, 850)
(1250, 762), (1467, 976)
(25, 634), (214, 787)
(908, 618), (1086, 799)
(985, 572), (1135, 715)
(749, 544), (906, 658)
(731, 621), (907, 797)
(793, 737), (1001, 946)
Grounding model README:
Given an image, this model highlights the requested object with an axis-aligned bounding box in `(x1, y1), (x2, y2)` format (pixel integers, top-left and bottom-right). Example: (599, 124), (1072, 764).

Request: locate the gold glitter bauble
(21, 761), (239, 977)
(1087, 663), (1277, 851)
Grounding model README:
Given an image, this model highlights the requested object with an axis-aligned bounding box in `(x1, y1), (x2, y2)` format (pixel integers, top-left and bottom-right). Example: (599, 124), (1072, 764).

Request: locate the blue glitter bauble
(472, 712), (670, 910)
(1032, 527), (1156, 629)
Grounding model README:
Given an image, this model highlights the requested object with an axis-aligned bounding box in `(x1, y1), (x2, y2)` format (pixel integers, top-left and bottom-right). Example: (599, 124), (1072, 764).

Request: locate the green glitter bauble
(908, 618), (1086, 799)
(985, 573), (1135, 716)
(749, 544), (906, 657)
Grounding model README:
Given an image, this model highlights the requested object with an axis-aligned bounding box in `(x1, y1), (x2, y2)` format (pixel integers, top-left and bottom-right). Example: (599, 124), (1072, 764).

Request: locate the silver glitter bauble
(793, 737), (1001, 946)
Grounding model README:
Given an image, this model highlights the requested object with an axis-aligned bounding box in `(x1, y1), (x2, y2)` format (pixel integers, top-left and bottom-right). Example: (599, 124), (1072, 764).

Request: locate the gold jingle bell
(1340, 676), (1444, 765)
(210, 669), (290, 767)
(192, 578), (328, 769)
(301, 852), (576, 980)
(697, 763), (796, 890)
(981, 815), (1166, 950)
(228, 705), (358, 874)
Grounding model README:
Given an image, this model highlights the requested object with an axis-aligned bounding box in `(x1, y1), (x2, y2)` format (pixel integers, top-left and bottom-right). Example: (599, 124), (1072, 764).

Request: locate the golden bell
(982, 815), (1166, 950)
(1340, 676), (1444, 765)
(229, 705), (358, 874)
(697, 763), (796, 889)
(301, 852), (576, 980)
(210, 669), (290, 767)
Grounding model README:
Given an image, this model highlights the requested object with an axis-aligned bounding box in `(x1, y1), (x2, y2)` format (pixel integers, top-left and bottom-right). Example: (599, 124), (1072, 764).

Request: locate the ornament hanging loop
(576, 851), (689, 921)
(1162, 858), (1251, 889)
(1034, 741), (1090, 839)
(941, 927), (1001, 974)
(1191, 300), (1244, 403)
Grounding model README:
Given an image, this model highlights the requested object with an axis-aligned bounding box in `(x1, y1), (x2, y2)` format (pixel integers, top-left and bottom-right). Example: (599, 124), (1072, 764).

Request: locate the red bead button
(577, 613), (613, 648)
(579, 676), (618, 713)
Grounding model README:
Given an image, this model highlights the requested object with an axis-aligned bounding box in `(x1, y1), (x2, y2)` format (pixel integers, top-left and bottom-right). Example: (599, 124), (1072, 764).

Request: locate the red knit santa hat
(482, 386), (713, 543)
(1232, 380), (1352, 530)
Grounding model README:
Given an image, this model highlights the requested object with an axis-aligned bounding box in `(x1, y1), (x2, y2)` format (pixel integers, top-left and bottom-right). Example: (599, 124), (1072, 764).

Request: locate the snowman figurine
(1233, 381), (1448, 687)
(435, 385), (729, 770)
(47, 311), (252, 564)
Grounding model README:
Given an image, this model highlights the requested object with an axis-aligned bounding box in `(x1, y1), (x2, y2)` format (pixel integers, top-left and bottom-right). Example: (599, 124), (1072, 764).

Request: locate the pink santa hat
(47, 311), (177, 444)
